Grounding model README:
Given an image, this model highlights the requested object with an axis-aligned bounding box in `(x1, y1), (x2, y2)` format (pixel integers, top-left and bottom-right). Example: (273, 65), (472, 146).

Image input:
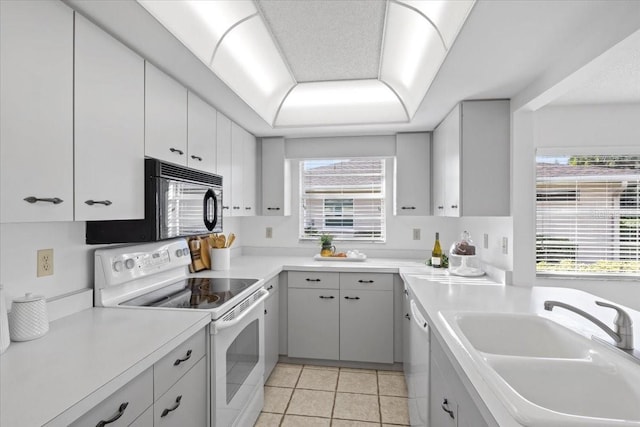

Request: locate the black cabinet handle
(319, 295), (334, 299)
(96, 402), (128, 426)
(245, 206), (252, 210)
(161, 395), (182, 417)
(169, 147), (184, 155)
(401, 206), (416, 210)
(358, 280), (374, 284)
(223, 206), (230, 210)
(267, 207), (281, 210)
(344, 296), (360, 300)
(441, 398), (455, 419)
(23, 196), (63, 205)
(306, 278), (321, 282)
(267, 285), (274, 291)
(403, 289), (409, 295)
(264, 309), (268, 315)
(405, 313), (411, 320)
(233, 206), (241, 210)
(85, 200), (112, 206)
(451, 205), (458, 209)
(438, 206), (444, 210)
(190, 155), (202, 161)
(173, 349), (192, 366)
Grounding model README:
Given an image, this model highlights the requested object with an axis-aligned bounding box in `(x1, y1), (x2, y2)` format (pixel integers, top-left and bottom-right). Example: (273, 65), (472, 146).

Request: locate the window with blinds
(536, 154), (640, 278)
(300, 159), (385, 241)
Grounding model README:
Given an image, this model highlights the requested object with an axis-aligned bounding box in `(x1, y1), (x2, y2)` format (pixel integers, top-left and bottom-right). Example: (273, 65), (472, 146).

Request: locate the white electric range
(94, 239), (268, 427)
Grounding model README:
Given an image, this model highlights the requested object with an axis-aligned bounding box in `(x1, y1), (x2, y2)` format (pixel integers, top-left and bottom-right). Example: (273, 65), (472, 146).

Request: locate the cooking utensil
(226, 233), (236, 248)
(217, 234), (226, 249)
(200, 237), (211, 269)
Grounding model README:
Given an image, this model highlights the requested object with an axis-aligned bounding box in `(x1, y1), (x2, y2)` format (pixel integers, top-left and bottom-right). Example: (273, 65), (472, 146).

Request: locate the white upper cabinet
(432, 100), (510, 217)
(261, 137), (291, 216)
(0, 0), (74, 223)
(216, 113), (232, 214)
(145, 62), (188, 165)
(74, 14), (145, 221)
(230, 122), (245, 216)
(395, 133), (431, 216)
(242, 129), (257, 216)
(187, 92), (217, 173)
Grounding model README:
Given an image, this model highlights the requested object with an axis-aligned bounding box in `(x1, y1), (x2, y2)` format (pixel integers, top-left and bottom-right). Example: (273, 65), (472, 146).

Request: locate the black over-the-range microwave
(86, 158), (223, 244)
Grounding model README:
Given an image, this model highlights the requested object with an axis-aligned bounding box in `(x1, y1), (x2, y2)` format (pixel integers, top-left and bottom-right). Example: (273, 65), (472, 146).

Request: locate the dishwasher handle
(410, 300), (429, 331)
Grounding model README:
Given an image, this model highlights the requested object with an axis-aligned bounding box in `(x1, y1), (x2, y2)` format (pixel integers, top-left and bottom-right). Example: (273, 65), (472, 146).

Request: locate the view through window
(536, 154), (640, 277)
(300, 159), (385, 241)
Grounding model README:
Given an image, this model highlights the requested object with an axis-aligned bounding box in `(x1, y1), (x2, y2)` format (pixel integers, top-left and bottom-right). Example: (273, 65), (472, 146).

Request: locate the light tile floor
(255, 363), (409, 427)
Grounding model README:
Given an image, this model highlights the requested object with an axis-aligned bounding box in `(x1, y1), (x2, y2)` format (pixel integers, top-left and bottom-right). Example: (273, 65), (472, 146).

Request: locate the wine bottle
(431, 232), (442, 268)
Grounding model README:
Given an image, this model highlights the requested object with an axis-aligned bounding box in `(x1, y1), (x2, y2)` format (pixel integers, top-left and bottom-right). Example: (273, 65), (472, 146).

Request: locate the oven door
(157, 178), (222, 239)
(210, 289), (268, 427)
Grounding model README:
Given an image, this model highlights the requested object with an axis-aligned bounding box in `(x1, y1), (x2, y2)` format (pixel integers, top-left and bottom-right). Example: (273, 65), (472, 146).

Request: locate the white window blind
(536, 154), (640, 277)
(300, 159), (385, 241)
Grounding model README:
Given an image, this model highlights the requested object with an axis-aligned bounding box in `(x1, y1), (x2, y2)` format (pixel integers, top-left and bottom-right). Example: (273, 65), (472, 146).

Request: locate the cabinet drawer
(288, 271), (339, 289)
(340, 272), (393, 291)
(70, 368), (152, 427)
(154, 328), (206, 400)
(154, 357), (207, 427)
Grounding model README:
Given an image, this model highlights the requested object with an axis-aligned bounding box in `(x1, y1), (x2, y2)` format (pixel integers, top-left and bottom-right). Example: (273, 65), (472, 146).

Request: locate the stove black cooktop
(121, 277), (259, 310)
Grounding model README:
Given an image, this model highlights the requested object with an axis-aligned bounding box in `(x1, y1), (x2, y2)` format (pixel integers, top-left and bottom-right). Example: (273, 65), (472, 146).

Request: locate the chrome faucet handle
(595, 301), (633, 328)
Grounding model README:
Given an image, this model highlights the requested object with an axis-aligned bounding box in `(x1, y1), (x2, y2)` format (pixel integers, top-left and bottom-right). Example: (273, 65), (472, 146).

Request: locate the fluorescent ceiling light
(276, 80), (408, 127)
(138, 0), (475, 128)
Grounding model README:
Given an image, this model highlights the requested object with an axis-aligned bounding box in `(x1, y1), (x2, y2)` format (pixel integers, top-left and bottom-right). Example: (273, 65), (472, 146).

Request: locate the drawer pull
(438, 206), (444, 210)
(96, 402), (128, 426)
(401, 206), (416, 210)
(267, 285), (274, 291)
(85, 199), (112, 206)
(190, 155), (203, 161)
(161, 395), (182, 417)
(173, 349), (192, 366)
(223, 206), (230, 210)
(441, 398), (455, 419)
(245, 206), (252, 210)
(451, 205), (458, 209)
(233, 206), (241, 210)
(403, 289), (409, 295)
(23, 196), (63, 205)
(344, 296), (360, 300)
(357, 280), (374, 284)
(267, 207), (281, 210)
(405, 313), (411, 320)
(265, 309), (268, 315)
(169, 147), (184, 155)
(305, 278), (321, 282)
(319, 295), (335, 299)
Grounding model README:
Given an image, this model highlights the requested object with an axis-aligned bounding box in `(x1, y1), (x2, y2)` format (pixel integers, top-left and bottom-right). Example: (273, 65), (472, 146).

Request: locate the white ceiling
(64, 0), (640, 138)
(257, 0), (386, 82)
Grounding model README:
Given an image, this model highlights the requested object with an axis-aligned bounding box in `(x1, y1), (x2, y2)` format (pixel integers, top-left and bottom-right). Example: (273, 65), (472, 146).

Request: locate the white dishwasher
(408, 297), (430, 426)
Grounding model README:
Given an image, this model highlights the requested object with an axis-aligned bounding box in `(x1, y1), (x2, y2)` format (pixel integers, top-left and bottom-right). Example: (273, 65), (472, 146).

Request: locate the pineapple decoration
(319, 234), (336, 257)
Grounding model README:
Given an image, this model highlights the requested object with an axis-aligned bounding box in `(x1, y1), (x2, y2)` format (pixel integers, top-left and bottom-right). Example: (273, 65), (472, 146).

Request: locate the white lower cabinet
(69, 328), (207, 426)
(264, 276), (280, 380)
(154, 357), (206, 427)
(287, 271), (394, 363)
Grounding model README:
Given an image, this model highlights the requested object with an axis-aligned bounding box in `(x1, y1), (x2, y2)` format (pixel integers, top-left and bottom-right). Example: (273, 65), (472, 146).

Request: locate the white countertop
(0, 307), (210, 427)
(401, 271), (640, 427)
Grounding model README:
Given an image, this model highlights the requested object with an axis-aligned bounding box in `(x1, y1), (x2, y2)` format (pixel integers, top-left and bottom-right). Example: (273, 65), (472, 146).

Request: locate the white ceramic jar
(8, 293), (49, 341)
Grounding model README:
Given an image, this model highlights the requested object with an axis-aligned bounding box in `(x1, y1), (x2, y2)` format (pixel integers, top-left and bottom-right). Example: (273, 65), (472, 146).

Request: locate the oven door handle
(211, 288), (269, 334)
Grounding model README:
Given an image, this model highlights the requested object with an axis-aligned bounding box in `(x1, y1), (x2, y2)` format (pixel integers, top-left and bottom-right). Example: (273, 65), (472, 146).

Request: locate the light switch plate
(266, 227), (273, 239)
(502, 237), (509, 254)
(484, 233), (489, 249)
(413, 228), (421, 240)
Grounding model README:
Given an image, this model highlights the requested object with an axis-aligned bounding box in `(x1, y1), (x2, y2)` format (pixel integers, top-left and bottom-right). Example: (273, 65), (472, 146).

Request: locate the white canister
(210, 248), (230, 271)
(0, 285), (10, 353)
(9, 293), (49, 341)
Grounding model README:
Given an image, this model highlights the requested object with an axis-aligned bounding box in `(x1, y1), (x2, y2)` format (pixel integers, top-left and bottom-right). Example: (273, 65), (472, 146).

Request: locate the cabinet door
(74, 14), (144, 221)
(230, 122), (244, 215)
(261, 137), (291, 216)
(145, 62), (187, 165)
(429, 362), (458, 427)
(216, 112), (232, 213)
(288, 288), (339, 360)
(340, 290), (393, 363)
(441, 104), (461, 217)
(187, 92), (217, 173)
(264, 278), (279, 381)
(396, 133), (431, 215)
(243, 129), (257, 216)
(154, 357), (207, 427)
(431, 129), (446, 216)
(0, 0), (73, 223)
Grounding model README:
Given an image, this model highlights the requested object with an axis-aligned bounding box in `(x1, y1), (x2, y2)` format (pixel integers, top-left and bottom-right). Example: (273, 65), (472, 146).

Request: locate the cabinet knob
(441, 398), (455, 419)
(267, 207), (281, 211)
(96, 402), (128, 426)
(169, 147), (184, 155)
(85, 200), (112, 206)
(23, 196), (63, 205)
(190, 155), (203, 161)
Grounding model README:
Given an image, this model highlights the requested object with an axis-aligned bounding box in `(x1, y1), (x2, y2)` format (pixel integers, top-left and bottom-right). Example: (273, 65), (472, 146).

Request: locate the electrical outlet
(266, 227), (273, 239)
(484, 233), (489, 249)
(412, 228), (421, 240)
(502, 237), (509, 255)
(37, 249), (54, 277)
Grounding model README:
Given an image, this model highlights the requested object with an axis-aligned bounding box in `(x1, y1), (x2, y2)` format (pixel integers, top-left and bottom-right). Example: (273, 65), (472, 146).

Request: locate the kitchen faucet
(544, 300), (634, 350)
